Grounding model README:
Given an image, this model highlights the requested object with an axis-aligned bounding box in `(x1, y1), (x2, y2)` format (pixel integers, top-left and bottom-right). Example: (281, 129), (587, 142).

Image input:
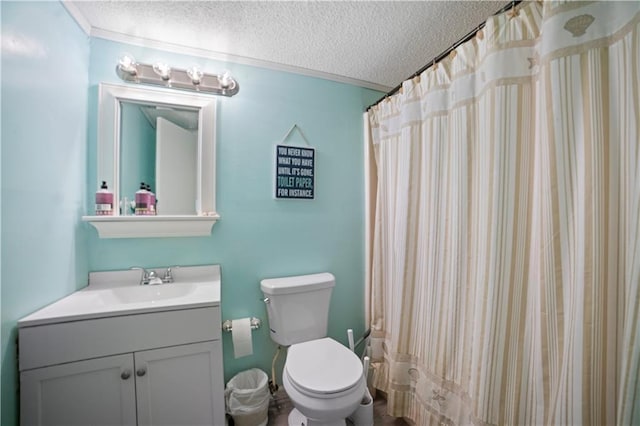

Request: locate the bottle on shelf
(95, 181), (114, 216)
(134, 182), (151, 215)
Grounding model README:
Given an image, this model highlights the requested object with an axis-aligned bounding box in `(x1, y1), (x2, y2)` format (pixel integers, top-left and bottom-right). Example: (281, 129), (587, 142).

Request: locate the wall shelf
(82, 215), (219, 238)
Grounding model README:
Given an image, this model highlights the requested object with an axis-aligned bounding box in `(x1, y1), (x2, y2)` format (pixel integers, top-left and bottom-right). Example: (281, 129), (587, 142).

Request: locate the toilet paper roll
(231, 318), (253, 358)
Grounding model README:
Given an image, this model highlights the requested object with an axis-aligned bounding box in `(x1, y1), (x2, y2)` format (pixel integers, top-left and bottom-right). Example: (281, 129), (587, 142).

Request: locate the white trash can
(225, 368), (270, 426)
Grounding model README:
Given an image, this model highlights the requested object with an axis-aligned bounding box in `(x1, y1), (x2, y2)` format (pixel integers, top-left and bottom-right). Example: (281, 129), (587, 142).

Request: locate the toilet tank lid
(260, 272), (335, 295)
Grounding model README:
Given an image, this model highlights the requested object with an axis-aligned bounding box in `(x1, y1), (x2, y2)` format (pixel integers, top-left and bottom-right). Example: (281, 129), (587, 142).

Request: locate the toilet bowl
(283, 337), (365, 426)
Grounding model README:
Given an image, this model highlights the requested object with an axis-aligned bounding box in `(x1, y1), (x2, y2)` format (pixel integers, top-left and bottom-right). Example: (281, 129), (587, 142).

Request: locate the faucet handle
(162, 265), (180, 283)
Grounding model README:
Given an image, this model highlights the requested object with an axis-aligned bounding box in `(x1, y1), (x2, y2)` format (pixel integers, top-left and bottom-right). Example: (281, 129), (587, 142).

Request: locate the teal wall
(87, 36), (382, 384)
(1, 2), (382, 424)
(0, 2), (90, 425)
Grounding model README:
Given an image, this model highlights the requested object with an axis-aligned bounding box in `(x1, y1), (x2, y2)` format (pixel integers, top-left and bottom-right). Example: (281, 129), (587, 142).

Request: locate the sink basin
(18, 265), (221, 327)
(99, 283), (195, 305)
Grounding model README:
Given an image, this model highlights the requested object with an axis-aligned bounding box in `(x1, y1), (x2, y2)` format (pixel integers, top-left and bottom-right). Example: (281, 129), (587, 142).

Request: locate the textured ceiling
(65, 1), (509, 91)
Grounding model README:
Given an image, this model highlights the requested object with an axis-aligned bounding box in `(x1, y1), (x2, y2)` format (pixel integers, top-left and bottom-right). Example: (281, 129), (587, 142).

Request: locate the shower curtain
(365, 2), (640, 425)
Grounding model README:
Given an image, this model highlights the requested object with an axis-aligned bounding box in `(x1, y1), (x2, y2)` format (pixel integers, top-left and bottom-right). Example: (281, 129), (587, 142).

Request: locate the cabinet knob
(121, 370), (131, 380)
(136, 367), (147, 377)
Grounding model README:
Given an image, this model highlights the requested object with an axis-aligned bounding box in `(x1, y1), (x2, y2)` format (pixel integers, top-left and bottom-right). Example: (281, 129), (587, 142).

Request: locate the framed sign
(275, 144), (315, 199)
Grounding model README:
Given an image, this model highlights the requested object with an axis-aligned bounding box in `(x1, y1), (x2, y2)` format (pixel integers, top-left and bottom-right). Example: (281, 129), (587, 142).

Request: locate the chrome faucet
(131, 267), (163, 285)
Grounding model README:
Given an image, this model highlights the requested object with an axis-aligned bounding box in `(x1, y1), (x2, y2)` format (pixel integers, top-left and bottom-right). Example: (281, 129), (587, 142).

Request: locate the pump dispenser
(95, 181), (114, 216)
(135, 182), (151, 215)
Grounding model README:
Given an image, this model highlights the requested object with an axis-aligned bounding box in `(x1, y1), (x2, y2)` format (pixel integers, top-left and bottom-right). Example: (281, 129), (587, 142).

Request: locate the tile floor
(265, 389), (409, 426)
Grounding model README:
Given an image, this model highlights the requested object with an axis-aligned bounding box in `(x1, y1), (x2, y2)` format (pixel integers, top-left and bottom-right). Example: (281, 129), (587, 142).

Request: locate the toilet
(261, 273), (365, 426)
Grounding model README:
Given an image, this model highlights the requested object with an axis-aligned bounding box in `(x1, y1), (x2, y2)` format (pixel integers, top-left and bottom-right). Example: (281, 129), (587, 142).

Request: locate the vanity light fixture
(115, 55), (239, 96)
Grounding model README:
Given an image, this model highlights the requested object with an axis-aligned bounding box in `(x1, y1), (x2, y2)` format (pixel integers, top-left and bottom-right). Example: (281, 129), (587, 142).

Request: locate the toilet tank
(260, 272), (335, 346)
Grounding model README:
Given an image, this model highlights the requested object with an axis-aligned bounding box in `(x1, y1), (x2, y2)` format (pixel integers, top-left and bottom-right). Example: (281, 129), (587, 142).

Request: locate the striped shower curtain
(365, 2), (640, 425)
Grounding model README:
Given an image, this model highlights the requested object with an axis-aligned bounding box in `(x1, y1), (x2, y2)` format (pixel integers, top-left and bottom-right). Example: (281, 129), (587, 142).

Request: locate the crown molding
(61, 1), (91, 35)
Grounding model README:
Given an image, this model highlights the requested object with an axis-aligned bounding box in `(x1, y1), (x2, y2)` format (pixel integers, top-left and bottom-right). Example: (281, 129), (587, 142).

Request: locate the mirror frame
(97, 82), (217, 217)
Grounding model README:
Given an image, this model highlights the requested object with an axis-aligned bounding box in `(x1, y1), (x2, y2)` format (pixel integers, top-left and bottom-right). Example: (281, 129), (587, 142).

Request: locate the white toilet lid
(286, 337), (363, 395)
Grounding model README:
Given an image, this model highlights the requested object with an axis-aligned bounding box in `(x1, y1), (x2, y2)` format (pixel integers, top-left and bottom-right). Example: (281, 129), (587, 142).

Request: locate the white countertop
(19, 265), (221, 327)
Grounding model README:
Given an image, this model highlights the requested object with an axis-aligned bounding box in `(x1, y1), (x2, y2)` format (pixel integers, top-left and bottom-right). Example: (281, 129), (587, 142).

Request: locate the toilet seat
(285, 337), (363, 398)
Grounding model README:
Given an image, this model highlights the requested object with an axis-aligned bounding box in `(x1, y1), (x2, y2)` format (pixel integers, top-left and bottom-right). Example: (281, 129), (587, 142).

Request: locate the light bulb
(152, 62), (171, 80)
(219, 71), (234, 89)
(118, 54), (137, 75)
(187, 66), (204, 85)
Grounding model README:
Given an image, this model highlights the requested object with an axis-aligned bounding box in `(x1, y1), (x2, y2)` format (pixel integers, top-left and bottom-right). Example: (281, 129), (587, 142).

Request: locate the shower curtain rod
(366, 0), (524, 112)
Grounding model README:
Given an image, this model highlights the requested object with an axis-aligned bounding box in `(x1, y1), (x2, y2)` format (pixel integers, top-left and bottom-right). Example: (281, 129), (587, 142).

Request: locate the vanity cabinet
(20, 341), (223, 426)
(19, 297), (225, 426)
(18, 266), (225, 426)
(135, 341), (223, 426)
(21, 353), (137, 425)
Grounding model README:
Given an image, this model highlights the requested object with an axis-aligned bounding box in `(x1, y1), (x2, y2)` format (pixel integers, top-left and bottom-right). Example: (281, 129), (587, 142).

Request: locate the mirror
(120, 102), (199, 214)
(97, 83), (217, 217)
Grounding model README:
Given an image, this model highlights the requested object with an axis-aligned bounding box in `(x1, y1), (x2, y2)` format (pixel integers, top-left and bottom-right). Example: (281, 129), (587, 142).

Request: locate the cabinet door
(20, 353), (136, 426)
(135, 341), (225, 426)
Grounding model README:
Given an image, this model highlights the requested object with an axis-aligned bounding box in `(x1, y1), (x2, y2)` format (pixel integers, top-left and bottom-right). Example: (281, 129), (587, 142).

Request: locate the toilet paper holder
(222, 317), (261, 332)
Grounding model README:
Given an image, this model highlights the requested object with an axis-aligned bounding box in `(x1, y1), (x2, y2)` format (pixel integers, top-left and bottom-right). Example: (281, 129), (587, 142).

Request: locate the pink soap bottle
(95, 181), (114, 216)
(135, 182), (150, 215)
